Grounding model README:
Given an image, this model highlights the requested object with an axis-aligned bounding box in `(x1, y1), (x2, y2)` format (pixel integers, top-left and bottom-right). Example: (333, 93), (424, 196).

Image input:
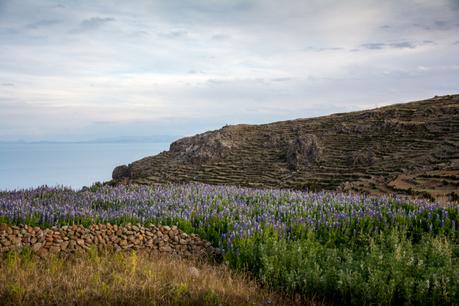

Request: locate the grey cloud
(1, 83), (14, 86)
(188, 70), (204, 74)
(151, 0), (254, 24)
(271, 77), (293, 82)
(211, 33), (229, 41)
(360, 43), (386, 50)
(448, 0), (459, 10)
(0, 27), (18, 35)
(79, 17), (115, 30)
(26, 19), (60, 29)
(413, 20), (457, 31)
(158, 30), (187, 39)
(434, 20), (449, 28)
(390, 42), (416, 49)
(207, 78), (225, 85)
(361, 41), (420, 50)
(305, 46), (344, 52)
(130, 30), (149, 37)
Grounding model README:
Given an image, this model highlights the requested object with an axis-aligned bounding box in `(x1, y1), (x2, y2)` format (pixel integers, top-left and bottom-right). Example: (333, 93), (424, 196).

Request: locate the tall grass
(0, 249), (317, 306)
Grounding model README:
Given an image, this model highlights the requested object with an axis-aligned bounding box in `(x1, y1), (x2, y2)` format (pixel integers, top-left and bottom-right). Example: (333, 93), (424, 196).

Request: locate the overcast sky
(0, 0), (458, 141)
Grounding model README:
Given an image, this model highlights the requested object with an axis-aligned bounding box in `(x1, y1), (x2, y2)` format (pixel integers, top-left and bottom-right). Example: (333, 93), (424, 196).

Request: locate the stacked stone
(0, 223), (218, 259)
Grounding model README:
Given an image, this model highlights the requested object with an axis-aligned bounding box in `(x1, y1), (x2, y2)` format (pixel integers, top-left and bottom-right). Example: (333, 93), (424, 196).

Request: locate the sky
(0, 0), (458, 141)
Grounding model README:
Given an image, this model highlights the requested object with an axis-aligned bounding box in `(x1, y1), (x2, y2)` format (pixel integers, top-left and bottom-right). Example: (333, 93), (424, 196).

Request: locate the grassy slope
(115, 95), (459, 201)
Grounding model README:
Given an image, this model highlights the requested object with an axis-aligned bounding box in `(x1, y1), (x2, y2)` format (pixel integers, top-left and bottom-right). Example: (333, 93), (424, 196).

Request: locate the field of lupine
(1, 183), (458, 305)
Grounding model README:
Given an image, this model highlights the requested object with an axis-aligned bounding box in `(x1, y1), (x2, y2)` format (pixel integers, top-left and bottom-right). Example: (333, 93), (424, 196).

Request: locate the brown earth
(111, 94), (459, 202)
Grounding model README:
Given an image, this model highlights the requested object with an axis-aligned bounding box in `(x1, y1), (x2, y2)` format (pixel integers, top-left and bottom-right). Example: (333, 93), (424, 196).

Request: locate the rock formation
(286, 133), (321, 170)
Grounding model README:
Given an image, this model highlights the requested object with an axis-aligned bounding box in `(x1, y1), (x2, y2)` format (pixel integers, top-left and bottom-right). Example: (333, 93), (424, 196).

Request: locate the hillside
(111, 94), (459, 201)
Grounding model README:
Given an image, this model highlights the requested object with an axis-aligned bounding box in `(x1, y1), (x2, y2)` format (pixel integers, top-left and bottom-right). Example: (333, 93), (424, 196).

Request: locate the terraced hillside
(111, 94), (459, 201)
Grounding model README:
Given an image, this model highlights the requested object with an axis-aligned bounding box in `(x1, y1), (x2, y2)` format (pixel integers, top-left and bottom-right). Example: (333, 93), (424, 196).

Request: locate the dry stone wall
(0, 223), (219, 259)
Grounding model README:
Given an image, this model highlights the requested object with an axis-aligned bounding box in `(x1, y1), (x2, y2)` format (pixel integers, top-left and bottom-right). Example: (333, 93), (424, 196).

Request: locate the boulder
(112, 165), (130, 180)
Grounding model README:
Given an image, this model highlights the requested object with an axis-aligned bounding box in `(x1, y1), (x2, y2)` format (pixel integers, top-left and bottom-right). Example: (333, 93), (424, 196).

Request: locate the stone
(61, 241), (69, 251)
(0, 223), (215, 261)
(189, 267), (200, 278)
(128, 235), (136, 242)
(49, 245), (60, 253)
(159, 245), (172, 253)
(0, 223), (8, 232)
(32, 242), (42, 252)
(37, 248), (48, 258)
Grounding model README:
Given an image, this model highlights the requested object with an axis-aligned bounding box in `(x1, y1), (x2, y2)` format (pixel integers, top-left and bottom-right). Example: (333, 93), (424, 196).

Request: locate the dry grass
(0, 249), (324, 306)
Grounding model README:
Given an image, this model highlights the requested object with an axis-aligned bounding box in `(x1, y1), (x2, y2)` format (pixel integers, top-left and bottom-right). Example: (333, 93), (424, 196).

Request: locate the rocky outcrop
(287, 133), (322, 170)
(112, 165), (131, 180)
(0, 223), (219, 259)
(169, 124), (251, 163)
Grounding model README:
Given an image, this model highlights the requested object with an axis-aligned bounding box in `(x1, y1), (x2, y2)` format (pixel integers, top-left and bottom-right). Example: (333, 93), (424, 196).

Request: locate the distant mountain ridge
(0, 135), (176, 144)
(111, 95), (459, 202)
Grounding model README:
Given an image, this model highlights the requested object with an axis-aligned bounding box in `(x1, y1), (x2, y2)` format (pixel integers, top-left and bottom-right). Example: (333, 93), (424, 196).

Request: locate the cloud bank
(0, 0), (458, 141)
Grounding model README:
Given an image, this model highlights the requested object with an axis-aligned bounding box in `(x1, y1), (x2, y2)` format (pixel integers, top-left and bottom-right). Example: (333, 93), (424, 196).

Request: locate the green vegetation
(1, 184), (458, 304)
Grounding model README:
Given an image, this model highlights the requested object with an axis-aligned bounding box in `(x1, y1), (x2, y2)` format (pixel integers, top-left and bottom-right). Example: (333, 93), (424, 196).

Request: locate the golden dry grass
(0, 249), (324, 306)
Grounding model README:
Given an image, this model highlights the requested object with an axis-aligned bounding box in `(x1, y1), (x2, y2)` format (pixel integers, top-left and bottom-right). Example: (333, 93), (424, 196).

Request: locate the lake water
(0, 142), (169, 190)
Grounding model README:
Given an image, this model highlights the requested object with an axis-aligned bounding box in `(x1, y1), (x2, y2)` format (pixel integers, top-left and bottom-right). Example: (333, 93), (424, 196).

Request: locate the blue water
(0, 142), (169, 190)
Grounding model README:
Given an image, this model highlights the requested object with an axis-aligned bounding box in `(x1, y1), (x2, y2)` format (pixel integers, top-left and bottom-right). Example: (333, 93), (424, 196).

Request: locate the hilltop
(111, 94), (459, 201)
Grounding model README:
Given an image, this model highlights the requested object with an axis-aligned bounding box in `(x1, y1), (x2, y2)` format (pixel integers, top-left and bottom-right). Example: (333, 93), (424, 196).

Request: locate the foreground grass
(0, 249), (320, 306)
